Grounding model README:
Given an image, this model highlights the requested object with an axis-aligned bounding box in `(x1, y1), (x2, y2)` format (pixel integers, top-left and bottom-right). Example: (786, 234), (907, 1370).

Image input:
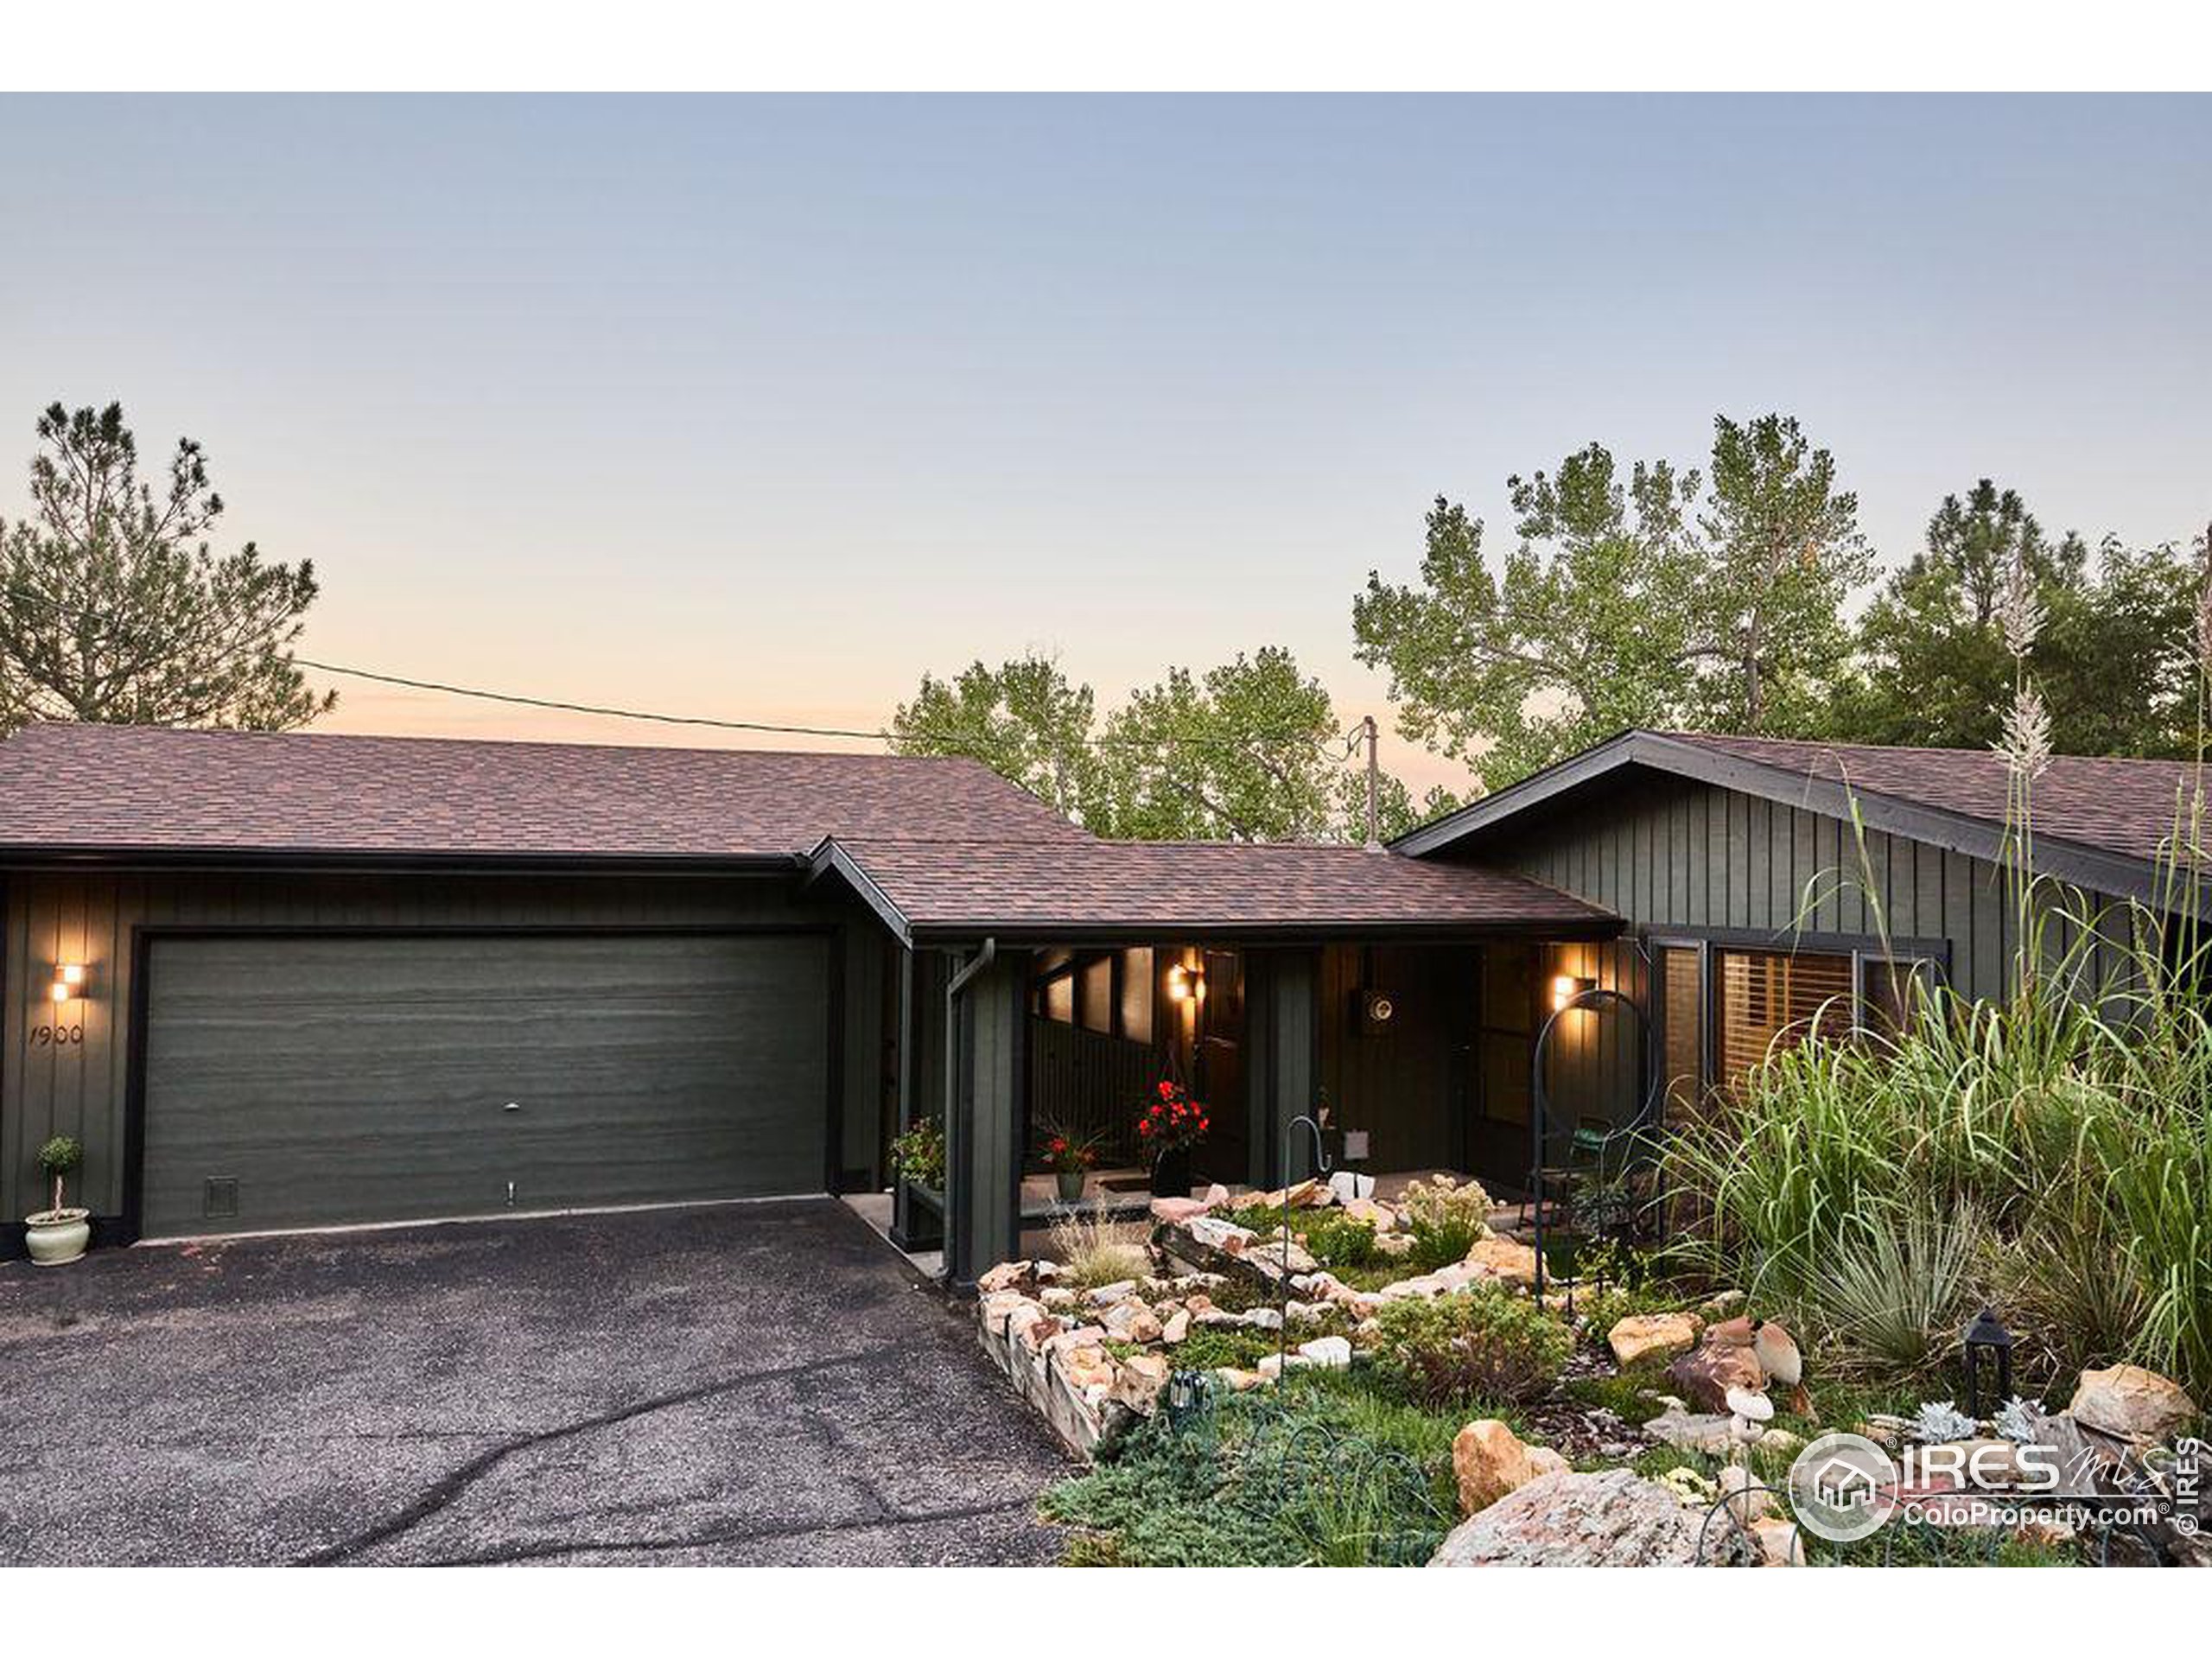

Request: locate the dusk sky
(3, 95), (2208, 794)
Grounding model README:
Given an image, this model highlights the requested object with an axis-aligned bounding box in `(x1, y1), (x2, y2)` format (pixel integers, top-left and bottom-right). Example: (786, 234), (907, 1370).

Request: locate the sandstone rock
(1019, 1313), (1065, 1351)
(1160, 1310), (1191, 1344)
(1717, 1462), (1773, 1522)
(1705, 1314), (1757, 1347)
(1643, 1406), (1738, 1456)
(1452, 1419), (1537, 1516)
(1246, 1236), (1319, 1276)
(1341, 1196), (1398, 1230)
(1428, 1469), (1709, 1567)
(1039, 1287), (1077, 1310)
(1085, 1280), (1139, 1306)
(1215, 1367), (1267, 1392)
(1109, 1351), (1171, 1411)
(1285, 1300), (1337, 1325)
(977, 1260), (1034, 1295)
(1462, 1236), (1541, 1289)
(1608, 1312), (1703, 1370)
(1256, 1351), (1298, 1381)
(1758, 1427), (1804, 1457)
(1101, 1300), (1163, 1344)
(1182, 1293), (1215, 1315)
(1242, 1305), (1284, 1331)
(2069, 1363), (2197, 1443)
(1185, 1215), (1255, 1254)
(1373, 1230), (1416, 1258)
(1149, 1196), (1216, 1224)
(1298, 1335), (1353, 1370)
(1749, 1516), (1802, 1566)
(1061, 1344), (1116, 1393)
(1527, 1446), (1571, 1479)
(1669, 1339), (1766, 1413)
(1045, 1323), (1105, 1357)
(980, 1288), (1036, 1326)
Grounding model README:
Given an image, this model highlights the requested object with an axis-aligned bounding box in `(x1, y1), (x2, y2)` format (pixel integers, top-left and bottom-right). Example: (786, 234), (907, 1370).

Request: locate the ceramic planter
(24, 1207), (90, 1267)
(1054, 1169), (1086, 1204)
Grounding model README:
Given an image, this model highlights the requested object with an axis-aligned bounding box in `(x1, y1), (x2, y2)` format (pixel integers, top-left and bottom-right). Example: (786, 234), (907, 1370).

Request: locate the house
(2, 721), (2197, 1280)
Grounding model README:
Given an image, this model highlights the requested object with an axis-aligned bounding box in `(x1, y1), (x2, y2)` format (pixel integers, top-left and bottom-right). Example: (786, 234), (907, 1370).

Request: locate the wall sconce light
(1551, 973), (1596, 1012)
(51, 963), (86, 1003)
(1166, 963), (1205, 1003)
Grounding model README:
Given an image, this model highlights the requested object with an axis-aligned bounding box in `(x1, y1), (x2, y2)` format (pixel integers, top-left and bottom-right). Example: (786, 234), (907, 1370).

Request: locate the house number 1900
(31, 1024), (85, 1046)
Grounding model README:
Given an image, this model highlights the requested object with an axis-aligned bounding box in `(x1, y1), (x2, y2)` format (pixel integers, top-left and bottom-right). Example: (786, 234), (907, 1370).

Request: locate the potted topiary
(25, 1135), (90, 1267)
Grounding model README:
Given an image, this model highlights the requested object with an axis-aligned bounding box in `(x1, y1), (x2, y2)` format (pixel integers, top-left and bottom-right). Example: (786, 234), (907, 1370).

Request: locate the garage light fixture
(1166, 963), (1205, 1003)
(50, 963), (86, 1003)
(1551, 973), (1596, 1012)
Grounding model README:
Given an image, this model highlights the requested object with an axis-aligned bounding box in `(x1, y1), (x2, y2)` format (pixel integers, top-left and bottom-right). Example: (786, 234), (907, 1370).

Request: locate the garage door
(139, 931), (830, 1238)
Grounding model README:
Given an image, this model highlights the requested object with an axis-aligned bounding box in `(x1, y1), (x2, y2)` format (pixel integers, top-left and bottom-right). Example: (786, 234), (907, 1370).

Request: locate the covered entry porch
(808, 835), (1627, 1282)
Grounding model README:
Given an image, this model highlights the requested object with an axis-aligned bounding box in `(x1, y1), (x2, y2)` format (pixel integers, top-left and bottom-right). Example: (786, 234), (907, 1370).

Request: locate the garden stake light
(1961, 1306), (2015, 1421)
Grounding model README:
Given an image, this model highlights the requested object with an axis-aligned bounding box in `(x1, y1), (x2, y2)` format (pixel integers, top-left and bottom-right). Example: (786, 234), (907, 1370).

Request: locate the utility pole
(1363, 715), (1382, 851)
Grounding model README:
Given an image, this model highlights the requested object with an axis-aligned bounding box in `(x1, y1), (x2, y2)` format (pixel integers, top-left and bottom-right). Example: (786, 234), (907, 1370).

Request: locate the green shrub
(1224, 1203), (1380, 1270)
(1370, 1286), (1572, 1408)
(887, 1116), (944, 1188)
(1040, 1375), (1455, 1566)
(1169, 1324), (1279, 1372)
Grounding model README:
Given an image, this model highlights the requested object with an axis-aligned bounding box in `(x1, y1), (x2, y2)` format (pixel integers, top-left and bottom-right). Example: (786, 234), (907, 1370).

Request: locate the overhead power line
(2, 578), (1371, 761)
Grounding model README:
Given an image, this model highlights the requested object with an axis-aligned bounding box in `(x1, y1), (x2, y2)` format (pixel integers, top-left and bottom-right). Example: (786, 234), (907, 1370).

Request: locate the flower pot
(1152, 1146), (1194, 1200)
(24, 1207), (90, 1267)
(1054, 1169), (1087, 1205)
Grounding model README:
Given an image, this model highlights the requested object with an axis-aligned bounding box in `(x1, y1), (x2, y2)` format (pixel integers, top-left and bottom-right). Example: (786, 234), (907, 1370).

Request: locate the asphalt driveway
(0, 1201), (1073, 1565)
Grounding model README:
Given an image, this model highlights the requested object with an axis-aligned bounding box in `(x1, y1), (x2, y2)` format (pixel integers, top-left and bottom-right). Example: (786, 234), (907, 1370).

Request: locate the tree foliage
(890, 646), (1439, 842)
(888, 652), (1103, 823)
(0, 402), (332, 736)
(1352, 414), (1866, 789)
(1832, 480), (2196, 757)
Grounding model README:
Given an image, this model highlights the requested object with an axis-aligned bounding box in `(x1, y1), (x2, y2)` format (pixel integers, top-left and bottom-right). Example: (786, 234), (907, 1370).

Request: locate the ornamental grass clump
(1048, 1197), (1151, 1291)
(1664, 533), (2212, 1402)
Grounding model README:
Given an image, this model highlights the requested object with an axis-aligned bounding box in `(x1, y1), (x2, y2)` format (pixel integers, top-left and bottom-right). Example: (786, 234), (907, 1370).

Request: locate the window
(1658, 946), (1703, 1122)
(1713, 949), (1853, 1096)
(1119, 947), (1154, 1045)
(1077, 955), (1114, 1034)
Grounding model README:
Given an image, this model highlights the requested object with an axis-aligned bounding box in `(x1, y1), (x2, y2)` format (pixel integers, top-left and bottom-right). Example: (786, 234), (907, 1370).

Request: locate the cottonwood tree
(888, 653), (1107, 823)
(892, 646), (1429, 842)
(0, 402), (332, 736)
(1688, 414), (1871, 734)
(1352, 440), (1706, 788)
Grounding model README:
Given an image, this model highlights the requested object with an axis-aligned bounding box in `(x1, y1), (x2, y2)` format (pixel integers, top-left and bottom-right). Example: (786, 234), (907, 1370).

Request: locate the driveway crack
(295, 1347), (896, 1566)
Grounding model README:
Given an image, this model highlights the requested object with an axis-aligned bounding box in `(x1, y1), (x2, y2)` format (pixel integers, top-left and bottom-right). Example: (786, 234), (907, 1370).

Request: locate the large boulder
(1428, 1469), (1709, 1567)
(1668, 1338), (1767, 1414)
(1452, 1419), (1548, 1516)
(2069, 1364), (2197, 1443)
(1608, 1312), (1703, 1370)
(1462, 1236), (1541, 1290)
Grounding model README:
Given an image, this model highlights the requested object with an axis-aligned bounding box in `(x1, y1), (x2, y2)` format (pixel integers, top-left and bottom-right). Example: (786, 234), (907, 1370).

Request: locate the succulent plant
(1911, 1400), (1980, 1444)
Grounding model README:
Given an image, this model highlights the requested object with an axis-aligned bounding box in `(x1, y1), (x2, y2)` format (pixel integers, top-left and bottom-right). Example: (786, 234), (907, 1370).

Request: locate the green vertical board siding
(139, 931), (830, 1236)
(2, 868), (880, 1223)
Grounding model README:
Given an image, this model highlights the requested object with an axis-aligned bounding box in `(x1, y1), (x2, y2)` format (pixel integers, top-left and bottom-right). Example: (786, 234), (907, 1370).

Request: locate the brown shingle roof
(819, 836), (1618, 940)
(0, 722), (1084, 861)
(1660, 732), (2209, 867)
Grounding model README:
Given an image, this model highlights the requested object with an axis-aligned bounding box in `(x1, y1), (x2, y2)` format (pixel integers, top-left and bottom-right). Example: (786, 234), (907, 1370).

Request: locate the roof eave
(905, 914), (1624, 947)
(0, 844), (810, 877)
(1394, 730), (2189, 909)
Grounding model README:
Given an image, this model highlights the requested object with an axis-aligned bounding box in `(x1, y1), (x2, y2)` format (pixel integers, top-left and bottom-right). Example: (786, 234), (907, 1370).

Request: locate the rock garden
(974, 1171), (2206, 1567)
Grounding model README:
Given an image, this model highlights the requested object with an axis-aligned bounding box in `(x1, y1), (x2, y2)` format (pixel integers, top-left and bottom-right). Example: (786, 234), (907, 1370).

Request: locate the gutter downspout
(942, 937), (997, 1283)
